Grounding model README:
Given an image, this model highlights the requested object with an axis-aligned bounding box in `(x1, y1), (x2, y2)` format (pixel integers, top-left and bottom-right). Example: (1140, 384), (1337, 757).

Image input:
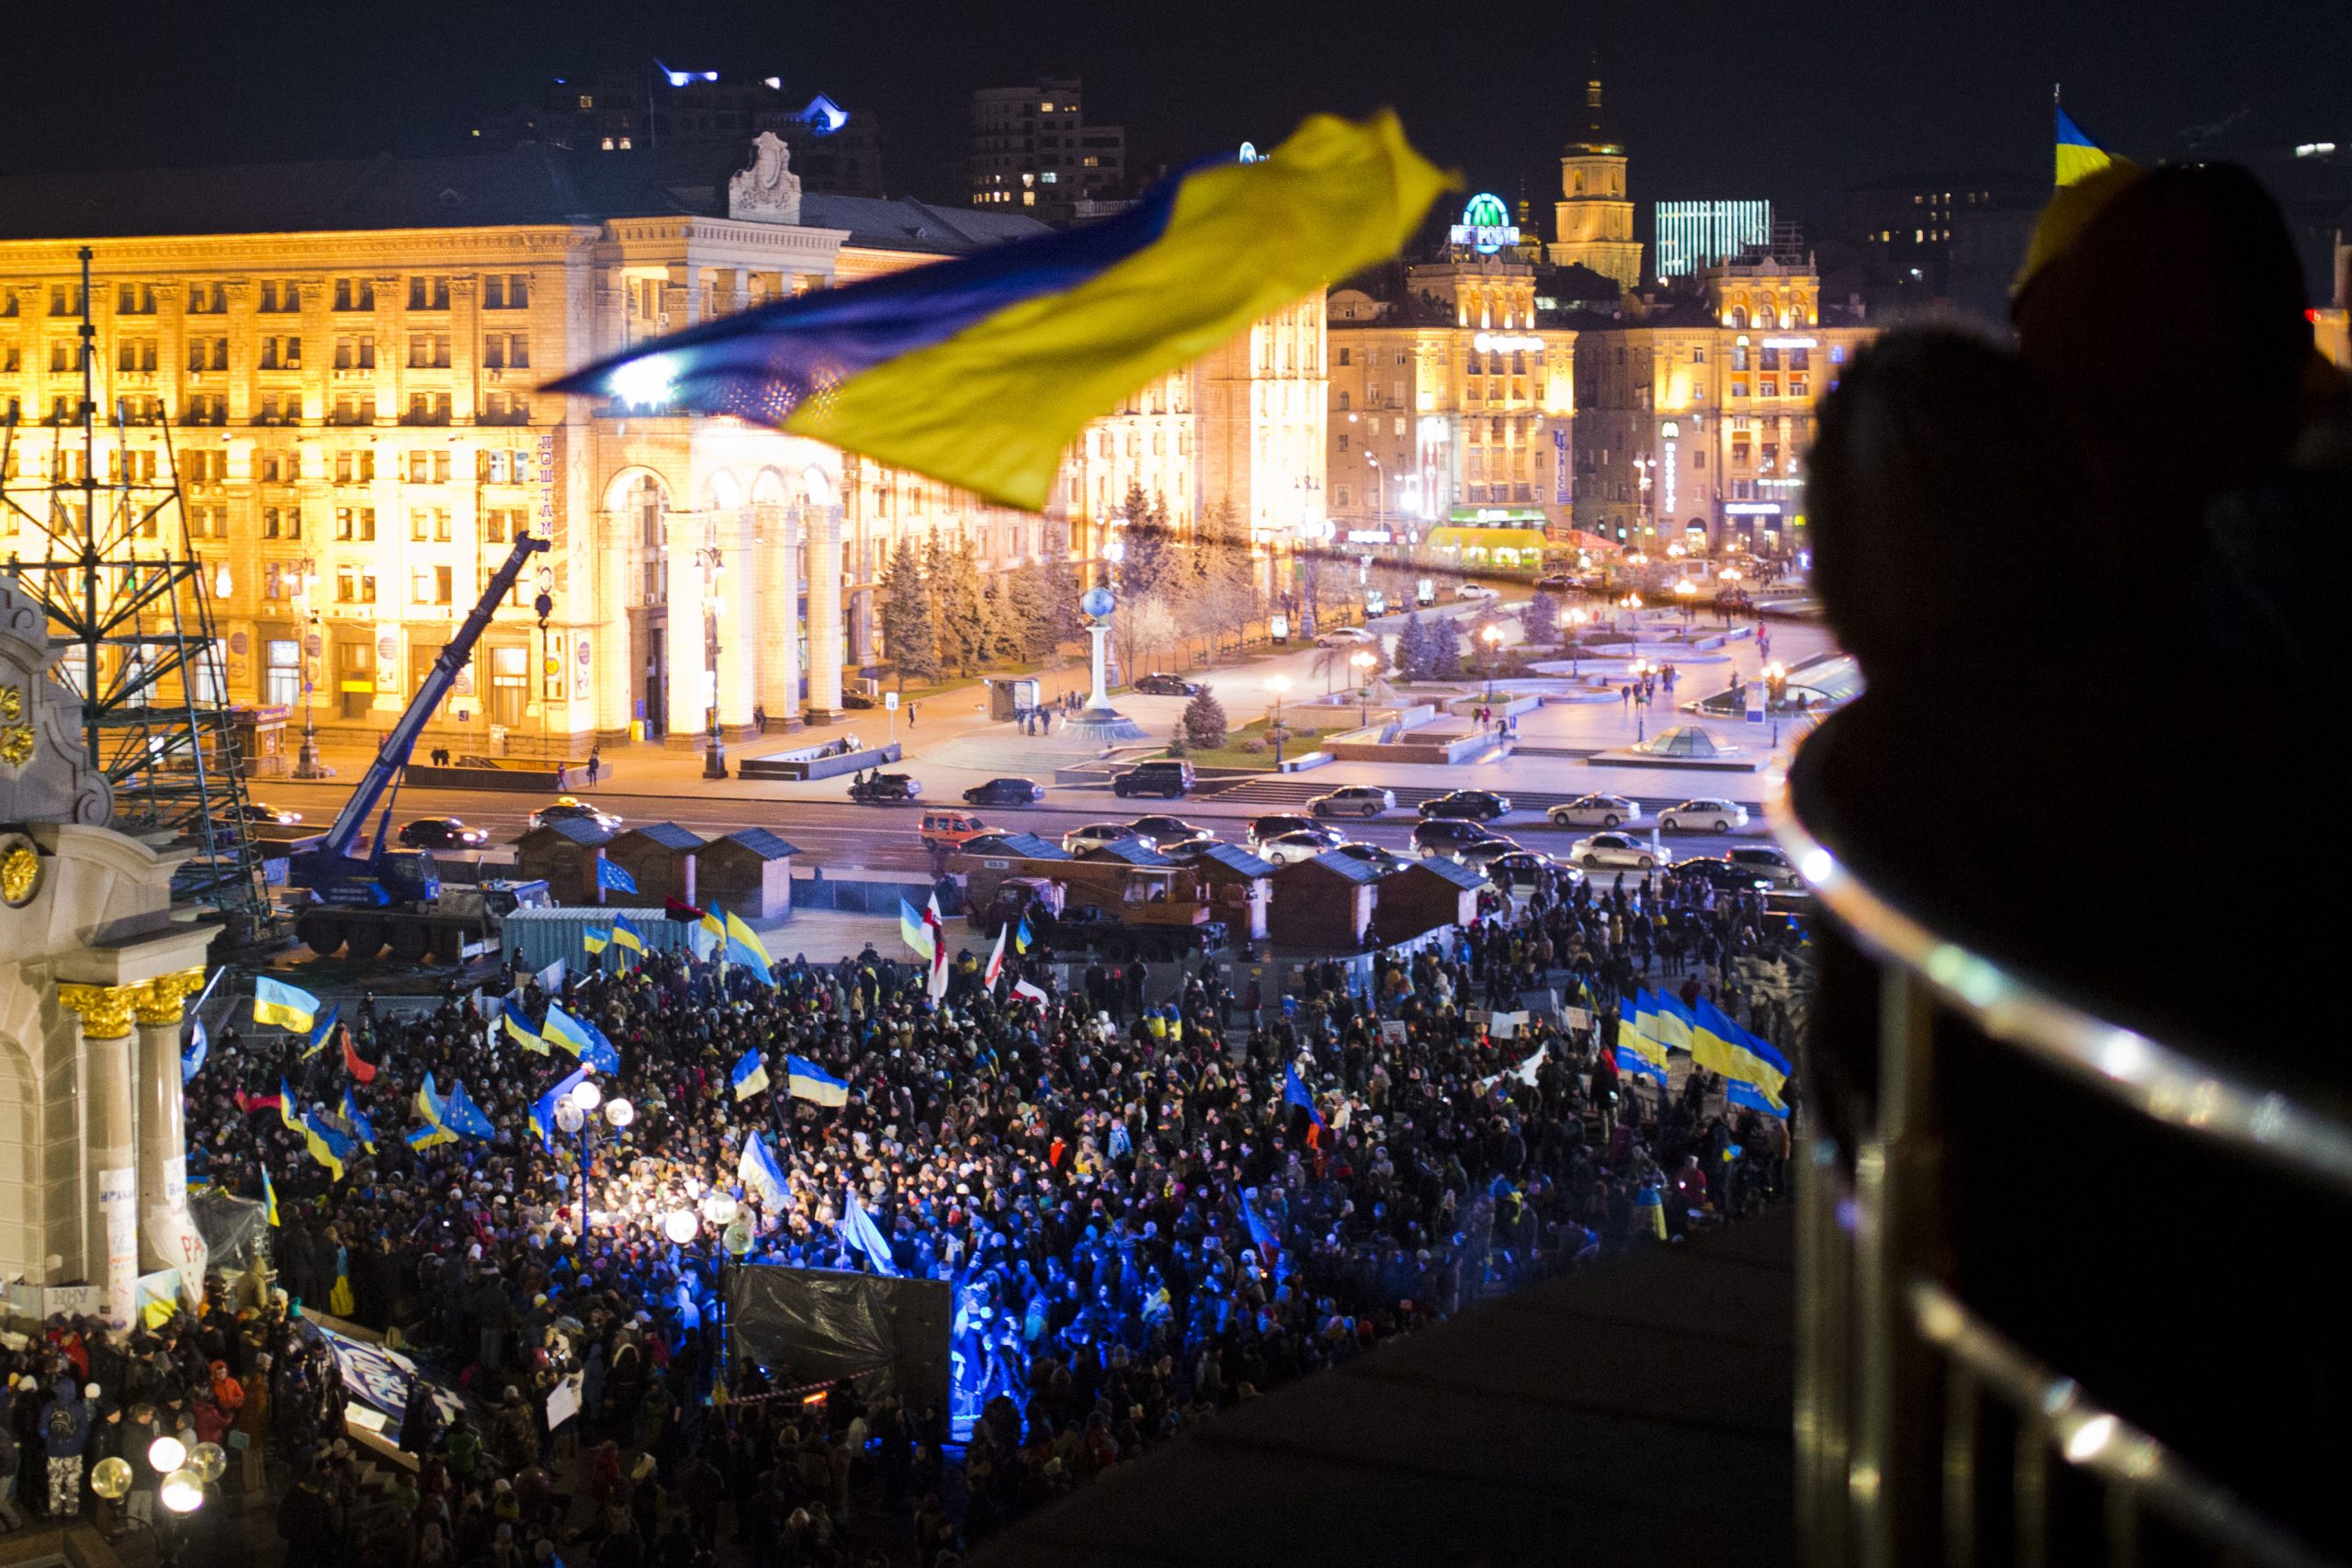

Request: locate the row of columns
(55, 966), (210, 1330)
(659, 501), (844, 734)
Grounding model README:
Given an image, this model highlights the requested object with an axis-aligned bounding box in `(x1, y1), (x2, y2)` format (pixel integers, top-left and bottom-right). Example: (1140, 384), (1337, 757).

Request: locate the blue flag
(340, 1089), (377, 1153)
(441, 1078), (497, 1140)
(1283, 1064), (1324, 1128)
(1727, 1078), (1790, 1118)
(182, 1019), (209, 1085)
(597, 857), (638, 895)
(530, 1065), (592, 1151)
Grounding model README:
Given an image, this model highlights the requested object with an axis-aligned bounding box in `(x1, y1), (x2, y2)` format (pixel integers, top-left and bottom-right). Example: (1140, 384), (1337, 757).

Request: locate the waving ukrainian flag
(2055, 101), (2119, 186)
(546, 112), (1451, 511)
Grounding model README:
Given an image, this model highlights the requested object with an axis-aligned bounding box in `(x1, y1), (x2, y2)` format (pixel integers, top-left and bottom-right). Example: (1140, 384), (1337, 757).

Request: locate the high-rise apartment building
(967, 80), (1127, 223)
(1654, 201), (1774, 279)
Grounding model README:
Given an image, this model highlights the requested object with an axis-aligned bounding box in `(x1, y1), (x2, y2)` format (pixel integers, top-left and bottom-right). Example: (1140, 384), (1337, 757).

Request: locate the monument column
(54, 984), (141, 1331)
(805, 503), (844, 721)
(760, 505), (803, 728)
(132, 969), (211, 1292)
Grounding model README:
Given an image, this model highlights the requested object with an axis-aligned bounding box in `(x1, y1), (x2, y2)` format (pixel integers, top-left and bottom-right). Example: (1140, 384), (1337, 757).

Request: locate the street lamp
(1630, 659), (1653, 742)
(1674, 577), (1696, 623)
(1265, 674), (1292, 766)
(1350, 649), (1376, 727)
(292, 568), (333, 780)
(557, 1084), (632, 1272)
(1561, 607), (1590, 676)
(1479, 624), (1505, 703)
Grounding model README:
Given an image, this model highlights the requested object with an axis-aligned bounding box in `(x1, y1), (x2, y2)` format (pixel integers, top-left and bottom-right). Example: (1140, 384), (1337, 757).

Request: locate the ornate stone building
(0, 578), (212, 1325)
(0, 138), (1329, 746)
(1548, 77), (1644, 291)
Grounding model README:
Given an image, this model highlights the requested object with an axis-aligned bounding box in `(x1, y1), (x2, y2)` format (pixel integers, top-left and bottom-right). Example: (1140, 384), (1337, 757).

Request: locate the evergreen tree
(1429, 618), (1464, 681)
(1199, 497), (1259, 652)
(930, 533), (989, 673)
(878, 536), (937, 690)
(1166, 717), (1191, 758)
(1522, 589), (1562, 644)
(1395, 612), (1433, 681)
(1181, 687), (1229, 750)
(1117, 483), (1174, 604)
(1006, 564), (1062, 661)
(981, 577), (1029, 666)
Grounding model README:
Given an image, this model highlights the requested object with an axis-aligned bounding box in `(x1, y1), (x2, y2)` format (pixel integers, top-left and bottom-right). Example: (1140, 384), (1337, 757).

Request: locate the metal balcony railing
(1776, 739), (2351, 1568)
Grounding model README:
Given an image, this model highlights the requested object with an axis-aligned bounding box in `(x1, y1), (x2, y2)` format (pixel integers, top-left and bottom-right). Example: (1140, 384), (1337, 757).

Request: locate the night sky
(7, 0), (2346, 227)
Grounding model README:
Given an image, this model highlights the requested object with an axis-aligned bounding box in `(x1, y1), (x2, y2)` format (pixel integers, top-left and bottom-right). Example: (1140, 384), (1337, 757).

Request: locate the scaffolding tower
(0, 247), (277, 941)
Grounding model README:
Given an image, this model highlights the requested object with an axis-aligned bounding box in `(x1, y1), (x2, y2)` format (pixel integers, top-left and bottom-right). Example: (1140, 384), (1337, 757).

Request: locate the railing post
(1854, 964), (1942, 1568)
(1795, 1127), (1856, 1568)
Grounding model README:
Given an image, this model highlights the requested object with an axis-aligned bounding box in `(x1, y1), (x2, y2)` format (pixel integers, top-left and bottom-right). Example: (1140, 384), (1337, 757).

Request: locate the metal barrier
(1776, 761), (2351, 1568)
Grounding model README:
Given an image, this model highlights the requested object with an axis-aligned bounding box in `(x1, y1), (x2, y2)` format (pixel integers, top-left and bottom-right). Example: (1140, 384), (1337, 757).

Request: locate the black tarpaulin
(189, 1189), (271, 1271)
(729, 1265), (953, 1412)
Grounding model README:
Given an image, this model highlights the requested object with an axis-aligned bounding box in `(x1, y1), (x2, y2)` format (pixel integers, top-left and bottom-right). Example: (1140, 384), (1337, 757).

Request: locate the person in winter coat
(40, 1380), (91, 1519)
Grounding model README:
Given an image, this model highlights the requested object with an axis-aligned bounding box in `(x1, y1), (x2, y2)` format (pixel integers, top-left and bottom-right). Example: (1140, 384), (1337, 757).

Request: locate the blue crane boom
(311, 532), (549, 863)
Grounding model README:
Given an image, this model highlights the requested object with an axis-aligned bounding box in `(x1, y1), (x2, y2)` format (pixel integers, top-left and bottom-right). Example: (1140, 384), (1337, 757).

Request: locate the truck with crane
(283, 533), (553, 964)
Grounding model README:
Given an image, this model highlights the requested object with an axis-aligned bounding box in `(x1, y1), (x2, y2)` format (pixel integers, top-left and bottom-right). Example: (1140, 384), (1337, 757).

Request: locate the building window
(408, 276), (450, 310)
(186, 283), (227, 313)
(407, 334), (452, 369)
(413, 565), (455, 605)
(265, 638), (299, 705)
(1337, 347), (1351, 367)
(49, 283), (85, 317)
(333, 278), (377, 311)
(258, 280), (303, 312)
(1730, 379), (1749, 400)
(118, 337), (163, 372)
(404, 393), (453, 426)
(116, 284), (156, 314)
(257, 336), (302, 370)
(482, 274), (529, 310)
(333, 335), (377, 370)
(482, 333), (529, 369)
(187, 336), (228, 372)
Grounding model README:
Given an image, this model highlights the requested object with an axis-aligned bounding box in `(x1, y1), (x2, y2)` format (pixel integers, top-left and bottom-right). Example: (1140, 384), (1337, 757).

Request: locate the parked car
(1258, 830), (1342, 867)
(919, 810), (992, 850)
(530, 796), (622, 830)
(1411, 818), (1500, 857)
(1547, 793), (1642, 829)
(1568, 831), (1669, 871)
(1657, 797), (1750, 832)
(1454, 581), (1499, 600)
(1484, 849), (1577, 893)
(1724, 844), (1803, 887)
(962, 776), (1045, 807)
(233, 800), (303, 826)
(397, 818), (486, 849)
(1112, 759), (1194, 798)
(1534, 572), (1576, 592)
(1315, 626), (1375, 649)
(846, 773), (922, 805)
(1453, 837), (1528, 875)
(1062, 822), (1141, 855)
(1247, 815), (1340, 850)
(1126, 815), (1206, 843)
(1418, 789), (1512, 821)
(1309, 784), (1395, 818)
(1329, 840), (1408, 875)
(1676, 856), (1774, 892)
(1132, 672), (1203, 696)
(841, 691), (877, 709)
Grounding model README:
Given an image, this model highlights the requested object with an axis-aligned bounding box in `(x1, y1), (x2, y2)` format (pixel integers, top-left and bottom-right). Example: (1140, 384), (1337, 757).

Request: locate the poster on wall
(100, 1166), (139, 1329)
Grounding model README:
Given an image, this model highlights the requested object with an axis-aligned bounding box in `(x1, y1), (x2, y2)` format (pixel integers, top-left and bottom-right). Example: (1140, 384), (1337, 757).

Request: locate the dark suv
(1113, 759), (1195, 798)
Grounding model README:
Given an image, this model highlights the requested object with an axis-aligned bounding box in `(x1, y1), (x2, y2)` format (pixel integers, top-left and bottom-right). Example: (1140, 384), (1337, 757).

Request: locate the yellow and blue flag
(547, 112), (1451, 512)
(611, 915), (647, 954)
(2055, 102), (2118, 186)
(262, 1168), (279, 1227)
(725, 910), (775, 979)
(1013, 913), (1033, 954)
(415, 1073), (451, 1133)
(301, 1004), (341, 1059)
(1617, 1014), (1668, 1072)
(254, 976), (319, 1032)
(1728, 1078), (1790, 1119)
(842, 1190), (900, 1278)
(340, 1089), (377, 1154)
(502, 997), (549, 1055)
(1694, 998), (1787, 1098)
(785, 1054), (849, 1108)
(899, 899), (936, 961)
(406, 1122), (458, 1152)
(731, 1046), (770, 1102)
(738, 1132), (789, 1211)
(542, 1002), (620, 1073)
(300, 1111), (351, 1181)
(1646, 990), (1696, 1055)
(582, 926), (611, 954)
(1615, 1041), (1668, 1087)
(278, 1077), (302, 1132)
(530, 1065), (592, 1151)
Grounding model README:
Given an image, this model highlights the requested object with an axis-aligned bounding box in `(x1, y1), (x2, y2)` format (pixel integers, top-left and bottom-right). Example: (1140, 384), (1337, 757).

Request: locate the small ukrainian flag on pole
(254, 976), (319, 1032)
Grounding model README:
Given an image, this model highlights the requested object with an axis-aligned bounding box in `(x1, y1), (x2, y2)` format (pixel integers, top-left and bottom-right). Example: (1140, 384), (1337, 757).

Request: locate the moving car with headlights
(1484, 850), (1578, 894)
(846, 773), (922, 805)
(1246, 815), (1335, 850)
(233, 800), (304, 826)
(1314, 626), (1375, 649)
(1418, 788), (1512, 821)
(1153, 832), (1222, 862)
(1657, 797), (1750, 832)
(1309, 784), (1395, 818)
(1676, 856), (1773, 892)
(1132, 671), (1203, 696)
(529, 796), (623, 830)
(1453, 837), (1529, 876)
(1126, 815), (1207, 844)
(919, 810), (993, 851)
(962, 776), (1045, 807)
(1546, 793), (1642, 829)
(1329, 840), (1408, 875)
(1724, 845), (1803, 886)
(1062, 822), (1142, 855)
(1411, 818), (1501, 857)
(1453, 581), (1499, 601)
(1258, 830), (1350, 867)
(397, 818), (487, 850)
(1568, 831), (1669, 871)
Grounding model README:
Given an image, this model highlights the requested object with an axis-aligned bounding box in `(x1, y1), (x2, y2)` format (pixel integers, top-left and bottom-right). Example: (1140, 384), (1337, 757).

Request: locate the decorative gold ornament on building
(0, 835), (40, 907)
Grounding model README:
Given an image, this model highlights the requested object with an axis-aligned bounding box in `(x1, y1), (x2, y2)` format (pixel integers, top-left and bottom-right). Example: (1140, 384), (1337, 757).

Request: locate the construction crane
(286, 532), (550, 964)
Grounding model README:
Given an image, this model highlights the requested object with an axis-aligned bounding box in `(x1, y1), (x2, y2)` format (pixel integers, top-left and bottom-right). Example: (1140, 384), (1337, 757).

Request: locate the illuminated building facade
(0, 143), (1065, 748)
(1548, 76), (1644, 291)
(967, 80), (1128, 222)
(1654, 200), (1773, 279)
(1570, 255), (1871, 557)
(1326, 213), (1576, 570)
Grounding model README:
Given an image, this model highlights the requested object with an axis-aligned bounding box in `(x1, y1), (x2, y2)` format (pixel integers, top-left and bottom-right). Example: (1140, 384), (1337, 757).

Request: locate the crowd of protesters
(5, 854), (1795, 1567)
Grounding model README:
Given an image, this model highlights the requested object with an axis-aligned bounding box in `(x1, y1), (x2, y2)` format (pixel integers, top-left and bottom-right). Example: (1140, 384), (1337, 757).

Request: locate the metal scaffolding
(0, 246), (277, 941)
